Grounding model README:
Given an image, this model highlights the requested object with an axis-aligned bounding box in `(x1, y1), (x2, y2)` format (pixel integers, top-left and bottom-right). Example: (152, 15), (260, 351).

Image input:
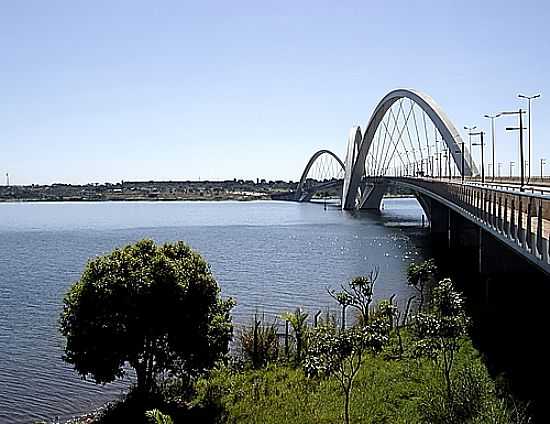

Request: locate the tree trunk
(341, 305), (346, 330)
(443, 351), (453, 405)
(146, 351), (155, 392)
(344, 385), (351, 424)
(444, 368), (452, 405)
(296, 336), (302, 363)
(134, 361), (147, 396)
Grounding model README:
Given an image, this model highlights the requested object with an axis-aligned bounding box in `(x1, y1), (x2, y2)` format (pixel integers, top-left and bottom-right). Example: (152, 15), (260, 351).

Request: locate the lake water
(0, 199), (427, 423)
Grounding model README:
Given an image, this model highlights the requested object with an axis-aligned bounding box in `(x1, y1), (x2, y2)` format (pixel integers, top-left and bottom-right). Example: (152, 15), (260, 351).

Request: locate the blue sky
(1, 0), (548, 184)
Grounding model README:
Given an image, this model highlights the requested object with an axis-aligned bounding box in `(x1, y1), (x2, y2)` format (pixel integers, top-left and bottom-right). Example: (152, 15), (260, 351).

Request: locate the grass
(192, 338), (522, 424)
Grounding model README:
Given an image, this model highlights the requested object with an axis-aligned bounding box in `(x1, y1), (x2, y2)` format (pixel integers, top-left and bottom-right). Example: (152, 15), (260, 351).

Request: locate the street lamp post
(541, 158), (546, 180)
(448, 152), (452, 180)
(464, 125), (477, 170)
(455, 141), (466, 184)
(518, 93), (541, 183)
(470, 131), (485, 184)
(434, 137), (441, 178)
(501, 109), (527, 190)
(484, 113), (502, 182)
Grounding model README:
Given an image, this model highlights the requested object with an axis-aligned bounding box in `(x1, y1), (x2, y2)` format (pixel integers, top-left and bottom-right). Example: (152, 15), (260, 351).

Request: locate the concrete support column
(428, 197), (449, 249)
(360, 182), (389, 210)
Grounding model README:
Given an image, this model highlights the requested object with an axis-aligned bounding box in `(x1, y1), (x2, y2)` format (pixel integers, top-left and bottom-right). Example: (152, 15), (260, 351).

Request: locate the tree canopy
(59, 239), (234, 394)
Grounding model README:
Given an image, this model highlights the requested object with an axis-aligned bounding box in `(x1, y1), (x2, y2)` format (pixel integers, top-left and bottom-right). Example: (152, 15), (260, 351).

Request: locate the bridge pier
(425, 196), (448, 248)
(360, 182), (388, 209)
(448, 209), (480, 270)
(427, 202), (479, 263)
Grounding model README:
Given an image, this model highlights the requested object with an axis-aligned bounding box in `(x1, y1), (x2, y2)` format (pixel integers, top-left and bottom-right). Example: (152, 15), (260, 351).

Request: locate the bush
(239, 315), (279, 368)
(281, 308), (310, 363)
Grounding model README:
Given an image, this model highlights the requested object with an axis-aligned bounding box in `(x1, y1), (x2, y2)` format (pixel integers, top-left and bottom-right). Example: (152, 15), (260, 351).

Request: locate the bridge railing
(397, 177), (550, 268)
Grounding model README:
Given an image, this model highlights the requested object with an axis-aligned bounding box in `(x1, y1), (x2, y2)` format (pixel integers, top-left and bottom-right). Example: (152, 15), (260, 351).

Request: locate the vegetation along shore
(41, 240), (529, 423)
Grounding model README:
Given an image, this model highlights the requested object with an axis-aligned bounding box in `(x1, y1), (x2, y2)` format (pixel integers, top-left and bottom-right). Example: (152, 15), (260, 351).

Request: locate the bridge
(291, 88), (550, 277)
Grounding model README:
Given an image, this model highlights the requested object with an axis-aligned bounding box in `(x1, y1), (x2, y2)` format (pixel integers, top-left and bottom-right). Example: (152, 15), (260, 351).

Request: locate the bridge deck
(381, 177), (550, 274)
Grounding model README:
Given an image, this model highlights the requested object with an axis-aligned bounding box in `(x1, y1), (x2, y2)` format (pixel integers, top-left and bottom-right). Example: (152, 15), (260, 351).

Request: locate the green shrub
(281, 308), (310, 363)
(239, 314), (279, 368)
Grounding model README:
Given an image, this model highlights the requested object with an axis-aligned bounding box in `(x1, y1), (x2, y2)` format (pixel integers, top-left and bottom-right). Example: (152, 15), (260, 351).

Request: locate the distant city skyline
(1, 0), (548, 185)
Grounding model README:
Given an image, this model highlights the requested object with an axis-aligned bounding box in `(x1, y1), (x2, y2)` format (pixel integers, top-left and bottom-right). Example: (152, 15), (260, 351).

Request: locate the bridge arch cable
(362, 95), (463, 181)
(373, 100), (413, 177)
(340, 89), (478, 210)
(371, 106), (400, 177)
(378, 99), (417, 176)
(369, 118), (385, 176)
(380, 101), (413, 176)
(378, 101), (407, 175)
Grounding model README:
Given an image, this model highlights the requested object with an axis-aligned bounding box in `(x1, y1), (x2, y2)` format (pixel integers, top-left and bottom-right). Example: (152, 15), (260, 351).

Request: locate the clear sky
(1, 0), (548, 184)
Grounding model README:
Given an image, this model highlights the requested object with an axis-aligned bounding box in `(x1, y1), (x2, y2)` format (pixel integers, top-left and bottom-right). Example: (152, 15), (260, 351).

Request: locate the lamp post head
(469, 131), (485, 137)
(500, 110), (526, 116)
(518, 93), (541, 100)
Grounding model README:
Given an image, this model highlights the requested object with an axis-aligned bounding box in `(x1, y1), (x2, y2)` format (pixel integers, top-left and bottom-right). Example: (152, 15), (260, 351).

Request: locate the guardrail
(390, 177), (550, 271)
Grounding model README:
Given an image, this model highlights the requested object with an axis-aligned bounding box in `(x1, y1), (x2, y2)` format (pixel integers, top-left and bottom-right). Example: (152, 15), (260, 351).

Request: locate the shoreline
(0, 194), (416, 204)
(0, 195), (272, 203)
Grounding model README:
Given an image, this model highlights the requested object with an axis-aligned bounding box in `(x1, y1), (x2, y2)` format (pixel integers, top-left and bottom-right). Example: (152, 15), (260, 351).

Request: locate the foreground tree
(305, 307), (391, 424)
(413, 278), (469, 404)
(407, 259), (438, 312)
(60, 239), (234, 395)
(328, 269), (379, 327)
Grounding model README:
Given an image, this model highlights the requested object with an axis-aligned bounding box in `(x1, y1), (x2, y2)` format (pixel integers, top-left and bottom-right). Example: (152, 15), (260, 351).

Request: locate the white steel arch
(295, 149), (345, 201)
(343, 89), (478, 210)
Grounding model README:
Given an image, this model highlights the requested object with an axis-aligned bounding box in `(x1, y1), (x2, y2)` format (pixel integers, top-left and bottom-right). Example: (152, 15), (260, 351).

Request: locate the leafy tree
(305, 303), (391, 424)
(328, 270), (379, 326)
(412, 278), (470, 404)
(407, 259), (438, 312)
(59, 239), (234, 395)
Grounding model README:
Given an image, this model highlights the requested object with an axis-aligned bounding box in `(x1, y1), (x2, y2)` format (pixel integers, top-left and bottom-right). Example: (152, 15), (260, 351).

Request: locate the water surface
(0, 199), (426, 423)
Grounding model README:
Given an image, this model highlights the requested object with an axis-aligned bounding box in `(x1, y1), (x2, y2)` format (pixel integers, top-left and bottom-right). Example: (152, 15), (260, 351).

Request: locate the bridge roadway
(295, 179), (343, 202)
(367, 176), (550, 276)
